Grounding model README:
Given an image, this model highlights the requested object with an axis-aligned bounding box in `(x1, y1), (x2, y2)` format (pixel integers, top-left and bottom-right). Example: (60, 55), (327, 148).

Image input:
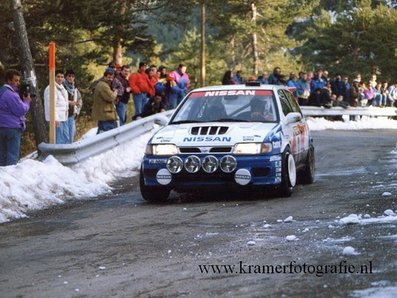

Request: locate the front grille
(178, 147), (232, 154)
(191, 126), (229, 135)
(210, 147), (232, 153)
(180, 147), (201, 153)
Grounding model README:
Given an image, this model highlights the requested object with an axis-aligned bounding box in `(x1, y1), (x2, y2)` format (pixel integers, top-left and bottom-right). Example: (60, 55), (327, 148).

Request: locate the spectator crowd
(223, 67), (397, 109)
(91, 62), (190, 134)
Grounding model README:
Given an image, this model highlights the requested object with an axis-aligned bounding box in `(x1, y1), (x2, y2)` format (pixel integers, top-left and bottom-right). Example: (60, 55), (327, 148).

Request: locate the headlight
(232, 143), (272, 154)
(202, 155), (218, 173)
(146, 144), (178, 156)
(166, 156), (183, 173)
(184, 155), (201, 173)
(220, 155), (237, 173)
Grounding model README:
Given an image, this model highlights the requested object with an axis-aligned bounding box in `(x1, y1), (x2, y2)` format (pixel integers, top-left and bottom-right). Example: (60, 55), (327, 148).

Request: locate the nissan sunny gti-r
(140, 82), (315, 202)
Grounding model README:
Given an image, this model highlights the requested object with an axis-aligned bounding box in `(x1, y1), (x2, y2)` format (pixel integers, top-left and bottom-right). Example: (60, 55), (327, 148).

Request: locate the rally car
(140, 82), (315, 202)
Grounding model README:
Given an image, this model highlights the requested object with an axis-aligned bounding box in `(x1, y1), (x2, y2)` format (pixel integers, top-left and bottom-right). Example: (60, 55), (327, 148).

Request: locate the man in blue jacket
(0, 69), (31, 166)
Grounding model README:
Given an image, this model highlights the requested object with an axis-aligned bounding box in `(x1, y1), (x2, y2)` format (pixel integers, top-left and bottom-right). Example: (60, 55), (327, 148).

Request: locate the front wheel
(277, 148), (296, 197)
(139, 168), (171, 202)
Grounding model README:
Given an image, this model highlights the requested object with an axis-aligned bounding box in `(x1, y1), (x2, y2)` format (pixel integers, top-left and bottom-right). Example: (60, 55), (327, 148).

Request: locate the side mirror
(285, 112), (302, 124)
(154, 115), (169, 126)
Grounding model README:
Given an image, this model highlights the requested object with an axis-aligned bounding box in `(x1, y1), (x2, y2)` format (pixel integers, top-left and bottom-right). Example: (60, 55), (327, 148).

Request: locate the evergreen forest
(1, 0), (397, 152)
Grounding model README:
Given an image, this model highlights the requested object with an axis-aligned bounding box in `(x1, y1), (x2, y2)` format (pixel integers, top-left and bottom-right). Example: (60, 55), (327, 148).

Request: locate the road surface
(0, 130), (396, 297)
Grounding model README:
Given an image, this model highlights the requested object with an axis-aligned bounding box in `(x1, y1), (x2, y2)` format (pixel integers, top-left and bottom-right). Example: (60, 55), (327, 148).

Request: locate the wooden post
(48, 42), (56, 144)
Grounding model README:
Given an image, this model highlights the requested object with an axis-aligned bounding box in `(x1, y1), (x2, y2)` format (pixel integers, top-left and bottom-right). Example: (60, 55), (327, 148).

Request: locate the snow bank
(0, 130), (153, 223)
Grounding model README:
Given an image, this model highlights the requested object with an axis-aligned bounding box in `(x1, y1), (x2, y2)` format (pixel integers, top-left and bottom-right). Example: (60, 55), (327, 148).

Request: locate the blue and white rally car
(140, 82), (315, 202)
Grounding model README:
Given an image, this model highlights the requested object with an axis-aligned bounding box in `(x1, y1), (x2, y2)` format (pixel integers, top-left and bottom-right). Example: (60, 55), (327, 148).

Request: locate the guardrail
(38, 112), (172, 166)
(300, 106), (397, 117)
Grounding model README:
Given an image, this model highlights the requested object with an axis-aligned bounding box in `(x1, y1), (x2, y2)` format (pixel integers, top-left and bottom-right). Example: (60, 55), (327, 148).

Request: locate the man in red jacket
(129, 62), (157, 119)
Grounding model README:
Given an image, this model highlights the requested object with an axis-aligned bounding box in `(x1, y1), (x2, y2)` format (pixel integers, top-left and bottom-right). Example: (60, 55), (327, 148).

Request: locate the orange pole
(49, 42), (55, 69)
(48, 42), (56, 144)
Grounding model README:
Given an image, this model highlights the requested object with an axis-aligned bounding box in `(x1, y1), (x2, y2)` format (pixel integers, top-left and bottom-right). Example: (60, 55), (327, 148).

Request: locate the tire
(299, 145), (315, 185)
(139, 168), (170, 202)
(277, 148), (296, 197)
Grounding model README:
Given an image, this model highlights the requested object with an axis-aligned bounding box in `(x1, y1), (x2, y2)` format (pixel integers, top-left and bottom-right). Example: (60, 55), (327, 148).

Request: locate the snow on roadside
(0, 130), (154, 223)
(307, 117), (397, 131)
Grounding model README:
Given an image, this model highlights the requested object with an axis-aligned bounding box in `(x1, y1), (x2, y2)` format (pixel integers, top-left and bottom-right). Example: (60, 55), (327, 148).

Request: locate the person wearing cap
(92, 68), (118, 134)
(44, 70), (69, 144)
(247, 75), (257, 82)
(63, 69), (82, 143)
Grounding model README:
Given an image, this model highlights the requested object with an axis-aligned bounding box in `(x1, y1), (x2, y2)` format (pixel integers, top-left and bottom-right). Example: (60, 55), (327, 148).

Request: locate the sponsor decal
(204, 90), (256, 96)
(270, 155), (281, 162)
(234, 169), (252, 185)
(189, 90), (273, 97)
(183, 136), (232, 142)
(148, 159), (167, 165)
(272, 141), (281, 149)
(292, 126), (301, 136)
(243, 136), (255, 142)
(154, 137), (172, 143)
(156, 169), (172, 185)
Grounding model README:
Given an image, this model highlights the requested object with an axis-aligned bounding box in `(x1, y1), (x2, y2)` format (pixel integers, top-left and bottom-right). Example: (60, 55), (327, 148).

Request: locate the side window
(283, 90), (302, 115)
(277, 90), (293, 116)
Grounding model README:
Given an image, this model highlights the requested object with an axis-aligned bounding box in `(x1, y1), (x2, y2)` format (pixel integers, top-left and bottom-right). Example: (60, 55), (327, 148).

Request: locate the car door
(277, 89), (309, 164)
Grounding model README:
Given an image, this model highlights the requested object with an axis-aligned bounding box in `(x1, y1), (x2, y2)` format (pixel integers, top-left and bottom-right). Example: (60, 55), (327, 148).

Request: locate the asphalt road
(0, 129), (396, 298)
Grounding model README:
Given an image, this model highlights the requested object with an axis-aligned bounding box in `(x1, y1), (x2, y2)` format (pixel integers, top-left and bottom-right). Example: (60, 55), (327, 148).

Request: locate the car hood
(151, 122), (278, 146)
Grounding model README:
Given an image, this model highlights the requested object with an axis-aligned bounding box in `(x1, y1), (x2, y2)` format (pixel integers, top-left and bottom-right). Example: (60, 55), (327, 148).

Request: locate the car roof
(190, 84), (289, 93)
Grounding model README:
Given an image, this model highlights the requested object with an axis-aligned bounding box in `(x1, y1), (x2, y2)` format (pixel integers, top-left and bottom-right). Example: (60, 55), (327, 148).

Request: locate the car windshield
(170, 90), (278, 124)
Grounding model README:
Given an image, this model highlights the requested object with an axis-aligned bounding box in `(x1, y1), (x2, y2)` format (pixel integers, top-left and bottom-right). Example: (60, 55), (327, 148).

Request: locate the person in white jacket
(63, 69), (83, 143)
(44, 70), (69, 144)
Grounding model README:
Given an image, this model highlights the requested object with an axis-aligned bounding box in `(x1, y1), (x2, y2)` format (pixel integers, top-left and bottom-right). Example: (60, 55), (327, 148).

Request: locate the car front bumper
(141, 153), (283, 190)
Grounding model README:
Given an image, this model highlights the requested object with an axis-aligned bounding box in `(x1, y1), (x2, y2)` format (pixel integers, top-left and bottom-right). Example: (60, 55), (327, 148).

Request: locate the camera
(20, 81), (36, 98)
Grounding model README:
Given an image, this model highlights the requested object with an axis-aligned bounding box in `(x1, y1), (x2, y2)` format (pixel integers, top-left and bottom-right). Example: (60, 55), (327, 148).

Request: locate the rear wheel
(139, 168), (170, 202)
(299, 145), (315, 184)
(277, 148), (296, 197)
